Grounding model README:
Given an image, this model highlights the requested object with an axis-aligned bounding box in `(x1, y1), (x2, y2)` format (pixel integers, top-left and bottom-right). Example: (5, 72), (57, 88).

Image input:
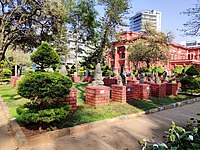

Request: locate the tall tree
(128, 21), (173, 68)
(181, 0), (200, 36)
(96, 0), (130, 63)
(0, 0), (67, 61)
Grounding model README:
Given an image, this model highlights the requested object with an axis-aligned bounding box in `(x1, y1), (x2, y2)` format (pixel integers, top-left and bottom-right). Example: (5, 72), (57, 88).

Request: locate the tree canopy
(128, 21), (173, 68)
(181, 0), (200, 36)
(0, 0), (67, 61)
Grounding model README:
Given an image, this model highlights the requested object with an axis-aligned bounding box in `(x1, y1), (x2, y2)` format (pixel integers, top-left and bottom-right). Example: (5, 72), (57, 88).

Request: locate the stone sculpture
(92, 63), (104, 86)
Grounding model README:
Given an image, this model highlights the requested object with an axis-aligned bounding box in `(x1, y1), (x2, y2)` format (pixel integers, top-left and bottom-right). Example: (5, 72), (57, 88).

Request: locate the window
(122, 53), (125, 59)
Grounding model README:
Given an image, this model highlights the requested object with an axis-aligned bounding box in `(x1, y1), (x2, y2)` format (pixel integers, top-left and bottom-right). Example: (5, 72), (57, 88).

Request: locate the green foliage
(140, 119), (200, 150)
(173, 65), (184, 75)
(102, 65), (113, 77)
(184, 65), (191, 73)
(2, 69), (12, 77)
(79, 67), (85, 77)
(18, 72), (72, 103)
(31, 42), (60, 70)
(186, 65), (199, 76)
(180, 76), (200, 93)
(154, 66), (164, 74)
(17, 71), (72, 129)
(17, 103), (70, 127)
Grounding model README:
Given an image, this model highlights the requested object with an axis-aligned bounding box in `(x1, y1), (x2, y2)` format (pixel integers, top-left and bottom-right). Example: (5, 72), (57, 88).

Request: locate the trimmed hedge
(180, 76), (200, 93)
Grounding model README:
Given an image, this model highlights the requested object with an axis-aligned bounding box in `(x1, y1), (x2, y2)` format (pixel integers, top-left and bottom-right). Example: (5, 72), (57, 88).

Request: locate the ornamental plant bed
(0, 84), (199, 138)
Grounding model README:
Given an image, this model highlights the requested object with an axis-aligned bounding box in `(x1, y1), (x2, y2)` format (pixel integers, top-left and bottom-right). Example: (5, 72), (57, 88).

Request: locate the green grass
(72, 82), (91, 105)
(0, 84), (27, 118)
(0, 83), (197, 128)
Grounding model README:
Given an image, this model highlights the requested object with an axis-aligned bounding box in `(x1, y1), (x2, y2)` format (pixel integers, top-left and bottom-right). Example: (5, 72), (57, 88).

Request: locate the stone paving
(0, 101), (200, 150)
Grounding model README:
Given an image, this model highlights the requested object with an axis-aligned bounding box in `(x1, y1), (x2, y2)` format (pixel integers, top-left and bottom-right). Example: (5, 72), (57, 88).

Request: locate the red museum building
(107, 31), (200, 74)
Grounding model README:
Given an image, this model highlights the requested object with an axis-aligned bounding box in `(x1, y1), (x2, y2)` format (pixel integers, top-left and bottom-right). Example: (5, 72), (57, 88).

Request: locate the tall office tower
(130, 9), (161, 32)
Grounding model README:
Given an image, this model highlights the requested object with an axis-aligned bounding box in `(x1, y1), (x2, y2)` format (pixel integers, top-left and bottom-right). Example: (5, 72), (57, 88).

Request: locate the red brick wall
(150, 83), (166, 97)
(132, 84), (150, 100)
(166, 83), (178, 96)
(111, 85), (126, 103)
(86, 86), (110, 106)
(103, 78), (117, 86)
(58, 88), (77, 111)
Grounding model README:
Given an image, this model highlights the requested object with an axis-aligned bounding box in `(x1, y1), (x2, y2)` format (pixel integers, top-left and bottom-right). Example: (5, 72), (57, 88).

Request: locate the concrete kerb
(1, 97), (200, 147)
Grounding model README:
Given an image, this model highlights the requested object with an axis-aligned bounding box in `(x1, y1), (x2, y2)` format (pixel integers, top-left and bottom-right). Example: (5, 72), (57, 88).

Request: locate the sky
(97, 0), (199, 43)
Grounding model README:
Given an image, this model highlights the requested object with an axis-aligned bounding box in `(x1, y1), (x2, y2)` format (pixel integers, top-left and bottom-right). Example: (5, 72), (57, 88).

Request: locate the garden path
(28, 102), (200, 150)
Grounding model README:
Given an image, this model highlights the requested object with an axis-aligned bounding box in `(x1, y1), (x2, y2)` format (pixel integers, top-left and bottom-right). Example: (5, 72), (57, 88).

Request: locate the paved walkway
(0, 100), (18, 150)
(0, 102), (200, 150)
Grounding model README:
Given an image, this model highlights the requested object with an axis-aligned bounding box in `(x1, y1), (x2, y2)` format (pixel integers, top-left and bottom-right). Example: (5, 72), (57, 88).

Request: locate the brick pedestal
(166, 83), (178, 96)
(58, 88), (77, 111)
(126, 86), (134, 101)
(72, 76), (80, 83)
(10, 76), (20, 87)
(111, 85), (126, 103)
(132, 84), (150, 100)
(150, 83), (166, 97)
(86, 86), (110, 106)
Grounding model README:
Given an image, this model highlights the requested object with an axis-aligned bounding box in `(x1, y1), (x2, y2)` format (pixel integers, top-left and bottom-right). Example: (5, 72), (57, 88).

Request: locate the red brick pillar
(150, 83), (166, 97)
(59, 88), (77, 111)
(132, 84), (150, 100)
(111, 85), (126, 103)
(126, 86), (134, 101)
(166, 83), (178, 96)
(86, 86), (110, 106)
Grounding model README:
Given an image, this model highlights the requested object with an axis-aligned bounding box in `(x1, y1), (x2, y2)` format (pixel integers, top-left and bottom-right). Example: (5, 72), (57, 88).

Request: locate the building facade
(130, 9), (161, 32)
(180, 39), (200, 47)
(107, 31), (200, 74)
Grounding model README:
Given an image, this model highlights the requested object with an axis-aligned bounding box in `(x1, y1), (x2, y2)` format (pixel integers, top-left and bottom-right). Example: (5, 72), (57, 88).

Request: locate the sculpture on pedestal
(92, 63), (104, 86)
(117, 75), (123, 85)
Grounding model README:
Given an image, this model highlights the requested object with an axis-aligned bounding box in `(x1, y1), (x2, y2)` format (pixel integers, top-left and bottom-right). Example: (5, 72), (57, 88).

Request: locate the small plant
(139, 118), (200, 150)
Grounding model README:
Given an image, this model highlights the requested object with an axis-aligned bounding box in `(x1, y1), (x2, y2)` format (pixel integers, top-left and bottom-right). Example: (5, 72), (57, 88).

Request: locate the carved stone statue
(117, 75), (123, 85)
(92, 63), (104, 86)
(139, 73), (145, 84)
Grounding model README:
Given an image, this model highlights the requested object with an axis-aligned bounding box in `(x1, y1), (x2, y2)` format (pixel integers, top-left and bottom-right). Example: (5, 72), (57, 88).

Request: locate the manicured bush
(180, 76), (200, 93)
(79, 67), (85, 77)
(173, 65), (184, 75)
(186, 65), (199, 76)
(18, 72), (72, 103)
(17, 72), (72, 128)
(31, 42), (60, 70)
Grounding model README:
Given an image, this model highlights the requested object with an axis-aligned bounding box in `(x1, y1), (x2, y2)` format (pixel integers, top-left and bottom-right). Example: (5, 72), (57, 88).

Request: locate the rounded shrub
(18, 72), (72, 103)
(180, 76), (200, 92)
(154, 66), (164, 74)
(17, 72), (72, 128)
(185, 65), (199, 76)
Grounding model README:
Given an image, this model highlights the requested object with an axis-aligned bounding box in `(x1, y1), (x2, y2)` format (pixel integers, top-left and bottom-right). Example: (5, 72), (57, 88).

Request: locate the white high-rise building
(180, 39), (200, 47)
(130, 9), (161, 32)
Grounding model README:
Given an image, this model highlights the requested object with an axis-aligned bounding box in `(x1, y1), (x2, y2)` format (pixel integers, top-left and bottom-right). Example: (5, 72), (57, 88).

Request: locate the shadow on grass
(1, 94), (22, 101)
(72, 82), (90, 103)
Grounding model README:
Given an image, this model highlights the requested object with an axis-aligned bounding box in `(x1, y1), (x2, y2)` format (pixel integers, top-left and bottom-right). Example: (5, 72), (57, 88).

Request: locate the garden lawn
(0, 83), (197, 128)
(0, 84), (27, 118)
